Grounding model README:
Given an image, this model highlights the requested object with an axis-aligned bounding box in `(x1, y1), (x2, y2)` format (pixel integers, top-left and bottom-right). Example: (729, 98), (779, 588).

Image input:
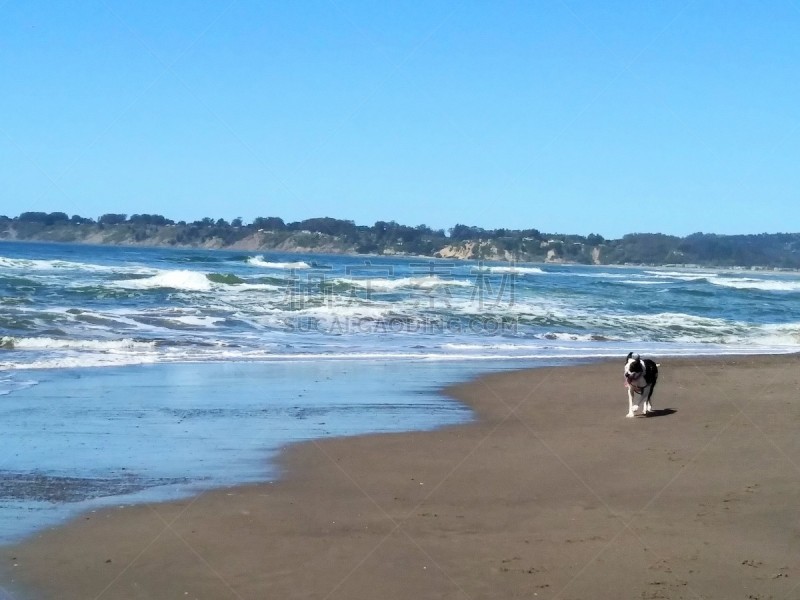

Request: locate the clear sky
(2, 1), (798, 238)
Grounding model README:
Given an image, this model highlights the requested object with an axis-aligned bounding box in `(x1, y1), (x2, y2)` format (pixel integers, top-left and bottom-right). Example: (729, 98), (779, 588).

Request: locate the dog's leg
(626, 387), (636, 418)
(641, 388), (650, 415)
(644, 383), (656, 415)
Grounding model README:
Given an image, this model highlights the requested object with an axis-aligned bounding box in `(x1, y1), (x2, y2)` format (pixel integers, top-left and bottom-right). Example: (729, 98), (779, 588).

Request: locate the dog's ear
(626, 352), (634, 360)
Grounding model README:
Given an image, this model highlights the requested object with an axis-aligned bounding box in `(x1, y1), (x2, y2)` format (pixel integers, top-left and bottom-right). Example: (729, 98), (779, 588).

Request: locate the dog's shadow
(645, 408), (677, 418)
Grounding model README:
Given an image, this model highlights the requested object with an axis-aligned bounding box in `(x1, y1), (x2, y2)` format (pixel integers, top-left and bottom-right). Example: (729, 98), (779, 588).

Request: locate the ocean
(1, 240), (799, 543)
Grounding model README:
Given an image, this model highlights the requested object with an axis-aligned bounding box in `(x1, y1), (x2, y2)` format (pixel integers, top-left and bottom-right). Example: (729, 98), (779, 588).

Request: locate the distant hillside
(2, 212), (800, 269)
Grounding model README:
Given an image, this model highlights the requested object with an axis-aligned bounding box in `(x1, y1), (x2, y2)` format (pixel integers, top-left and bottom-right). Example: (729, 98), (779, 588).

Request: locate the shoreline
(3, 354), (800, 599)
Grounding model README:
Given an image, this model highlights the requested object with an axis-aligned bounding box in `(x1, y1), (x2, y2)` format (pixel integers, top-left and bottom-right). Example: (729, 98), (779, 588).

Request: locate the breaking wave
(484, 266), (545, 275)
(644, 270), (719, 281)
(4, 243), (800, 372)
(1, 336), (157, 352)
(710, 278), (800, 292)
(247, 256), (311, 269)
(0, 255), (151, 275)
(112, 270), (212, 291)
(332, 276), (472, 291)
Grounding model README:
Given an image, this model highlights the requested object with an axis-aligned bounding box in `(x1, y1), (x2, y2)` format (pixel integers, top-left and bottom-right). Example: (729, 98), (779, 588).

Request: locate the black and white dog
(624, 352), (659, 417)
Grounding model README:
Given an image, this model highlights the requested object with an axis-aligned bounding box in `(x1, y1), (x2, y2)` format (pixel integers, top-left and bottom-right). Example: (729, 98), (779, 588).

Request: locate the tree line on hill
(1, 211), (799, 268)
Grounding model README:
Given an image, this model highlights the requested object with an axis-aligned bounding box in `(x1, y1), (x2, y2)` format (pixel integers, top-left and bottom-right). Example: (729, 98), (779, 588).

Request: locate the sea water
(0, 360), (517, 544)
(1, 241), (799, 542)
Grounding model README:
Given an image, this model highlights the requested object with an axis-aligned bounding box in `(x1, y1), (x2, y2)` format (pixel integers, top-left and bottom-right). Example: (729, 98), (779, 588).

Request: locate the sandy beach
(3, 354), (800, 599)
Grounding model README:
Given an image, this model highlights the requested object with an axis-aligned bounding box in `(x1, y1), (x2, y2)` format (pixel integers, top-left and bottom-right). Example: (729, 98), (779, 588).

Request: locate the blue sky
(2, 1), (798, 238)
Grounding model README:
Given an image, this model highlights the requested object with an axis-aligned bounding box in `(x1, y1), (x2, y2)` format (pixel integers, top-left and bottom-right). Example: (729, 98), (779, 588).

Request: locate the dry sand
(3, 355), (800, 599)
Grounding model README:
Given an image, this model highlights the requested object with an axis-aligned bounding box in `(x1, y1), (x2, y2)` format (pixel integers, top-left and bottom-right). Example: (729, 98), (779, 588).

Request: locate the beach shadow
(646, 408), (676, 418)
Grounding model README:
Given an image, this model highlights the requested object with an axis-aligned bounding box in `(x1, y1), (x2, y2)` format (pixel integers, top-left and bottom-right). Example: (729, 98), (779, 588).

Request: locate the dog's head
(624, 352), (644, 384)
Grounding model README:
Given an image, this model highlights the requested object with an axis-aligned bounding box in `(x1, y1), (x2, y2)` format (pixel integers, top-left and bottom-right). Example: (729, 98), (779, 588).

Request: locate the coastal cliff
(2, 213), (799, 268)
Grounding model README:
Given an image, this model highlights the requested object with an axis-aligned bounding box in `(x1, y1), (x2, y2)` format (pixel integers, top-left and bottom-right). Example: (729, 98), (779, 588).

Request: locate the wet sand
(3, 355), (800, 599)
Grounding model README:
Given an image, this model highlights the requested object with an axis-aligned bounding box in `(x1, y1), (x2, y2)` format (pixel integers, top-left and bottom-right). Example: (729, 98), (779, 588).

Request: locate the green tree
(99, 213), (127, 225)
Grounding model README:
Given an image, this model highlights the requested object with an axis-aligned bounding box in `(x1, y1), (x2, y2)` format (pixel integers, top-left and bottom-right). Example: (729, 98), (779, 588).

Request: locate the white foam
(566, 272), (631, 279)
(2, 335), (798, 371)
(587, 311), (737, 337)
(0, 354), (161, 370)
(247, 256), (311, 269)
(0, 256), (153, 275)
(486, 266), (545, 275)
(710, 278), (800, 292)
(60, 308), (166, 333)
(168, 316), (225, 328)
(744, 322), (800, 346)
(4, 337), (157, 352)
(447, 296), (570, 319)
(229, 283), (281, 292)
(0, 337), (161, 371)
(334, 276), (472, 291)
(442, 342), (539, 350)
(294, 304), (392, 321)
(112, 271), (212, 291)
(536, 332), (616, 342)
(581, 312), (800, 347)
(155, 346), (799, 363)
(645, 270), (719, 281)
